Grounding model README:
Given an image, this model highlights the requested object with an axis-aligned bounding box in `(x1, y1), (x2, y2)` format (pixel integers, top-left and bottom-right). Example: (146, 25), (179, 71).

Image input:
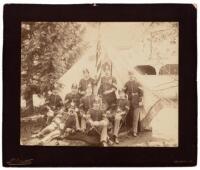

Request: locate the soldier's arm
(124, 82), (128, 94)
(97, 83), (103, 96)
(64, 94), (69, 103)
(78, 80), (86, 95)
(113, 77), (117, 85)
(125, 101), (130, 112)
(58, 96), (63, 107)
(79, 98), (85, 115)
(84, 110), (91, 121)
(91, 78), (97, 86)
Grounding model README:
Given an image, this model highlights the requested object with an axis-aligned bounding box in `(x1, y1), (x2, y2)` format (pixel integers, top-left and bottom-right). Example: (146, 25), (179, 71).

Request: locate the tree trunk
(26, 93), (34, 115)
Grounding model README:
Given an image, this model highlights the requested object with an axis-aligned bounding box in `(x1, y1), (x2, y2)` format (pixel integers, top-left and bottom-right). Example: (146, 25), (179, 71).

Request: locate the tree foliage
(21, 22), (85, 112)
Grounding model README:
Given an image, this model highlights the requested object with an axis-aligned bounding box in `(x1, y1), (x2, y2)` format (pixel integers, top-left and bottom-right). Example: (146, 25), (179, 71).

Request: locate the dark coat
(124, 80), (143, 107)
(98, 76), (117, 107)
(79, 95), (95, 112)
(45, 94), (63, 110)
(64, 92), (81, 109)
(88, 108), (105, 121)
(79, 78), (96, 94)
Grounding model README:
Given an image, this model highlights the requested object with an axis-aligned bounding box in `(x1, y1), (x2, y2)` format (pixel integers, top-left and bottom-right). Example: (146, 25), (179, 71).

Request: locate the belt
(132, 92), (138, 95)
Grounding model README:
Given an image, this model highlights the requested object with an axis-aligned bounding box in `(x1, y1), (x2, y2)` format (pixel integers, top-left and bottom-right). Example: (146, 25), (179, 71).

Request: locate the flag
(95, 40), (102, 91)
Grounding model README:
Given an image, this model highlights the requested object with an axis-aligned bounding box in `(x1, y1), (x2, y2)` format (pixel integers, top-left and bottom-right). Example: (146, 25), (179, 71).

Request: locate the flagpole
(95, 22), (102, 96)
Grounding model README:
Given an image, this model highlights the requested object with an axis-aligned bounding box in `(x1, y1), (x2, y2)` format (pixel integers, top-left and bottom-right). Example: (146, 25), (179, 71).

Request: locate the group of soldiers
(32, 65), (143, 147)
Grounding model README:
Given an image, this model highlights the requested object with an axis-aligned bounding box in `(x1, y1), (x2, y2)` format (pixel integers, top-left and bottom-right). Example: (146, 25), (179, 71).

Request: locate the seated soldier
(64, 83), (81, 131)
(38, 89), (63, 130)
(85, 96), (109, 147)
(45, 89), (63, 111)
(31, 102), (80, 145)
(63, 101), (81, 135)
(64, 83), (81, 108)
(107, 89), (130, 144)
(44, 105), (55, 125)
(79, 84), (95, 132)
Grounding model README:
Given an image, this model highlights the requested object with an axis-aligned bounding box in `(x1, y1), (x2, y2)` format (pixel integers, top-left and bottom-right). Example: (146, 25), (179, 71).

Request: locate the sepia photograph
(20, 22), (179, 147)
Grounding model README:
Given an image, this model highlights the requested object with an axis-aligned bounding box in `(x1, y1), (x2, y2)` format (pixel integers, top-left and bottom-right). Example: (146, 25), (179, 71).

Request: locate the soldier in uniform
(108, 89), (130, 144)
(64, 83), (81, 109)
(124, 70), (143, 137)
(98, 64), (117, 110)
(45, 89), (63, 111)
(32, 102), (80, 145)
(79, 68), (96, 97)
(44, 89), (63, 125)
(85, 97), (109, 147)
(79, 84), (96, 132)
(64, 83), (81, 130)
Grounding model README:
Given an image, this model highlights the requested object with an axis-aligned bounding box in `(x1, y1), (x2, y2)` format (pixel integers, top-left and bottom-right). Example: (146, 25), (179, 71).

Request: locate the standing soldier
(98, 64), (117, 110)
(124, 70), (143, 137)
(79, 68), (96, 97)
(79, 84), (96, 132)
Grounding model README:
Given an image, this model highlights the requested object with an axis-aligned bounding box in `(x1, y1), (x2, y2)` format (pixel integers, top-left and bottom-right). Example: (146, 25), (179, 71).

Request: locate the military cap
(71, 83), (78, 89)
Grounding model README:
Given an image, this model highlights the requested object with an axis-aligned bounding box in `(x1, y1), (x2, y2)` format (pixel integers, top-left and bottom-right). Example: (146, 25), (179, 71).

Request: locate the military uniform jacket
(116, 98), (130, 112)
(64, 92), (81, 108)
(98, 76), (117, 106)
(124, 80), (143, 107)
(79, 78), (95, 94)
(79, 95), (95, 112)
(87, 108), (105, 121)
(45, 94), (63, 110)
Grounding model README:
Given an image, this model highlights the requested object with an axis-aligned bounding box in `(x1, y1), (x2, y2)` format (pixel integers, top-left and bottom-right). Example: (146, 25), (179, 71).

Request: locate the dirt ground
(20, 116), (177, 147)
(21, 130), (177, 147)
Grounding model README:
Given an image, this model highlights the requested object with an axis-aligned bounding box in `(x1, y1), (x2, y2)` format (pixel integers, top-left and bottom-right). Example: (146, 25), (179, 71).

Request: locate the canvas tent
(57, 22), (178, 106)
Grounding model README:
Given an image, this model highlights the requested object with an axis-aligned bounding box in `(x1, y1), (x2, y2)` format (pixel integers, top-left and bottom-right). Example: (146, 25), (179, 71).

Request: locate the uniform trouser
(40, 129), (61, 144)
(90, 119), (108, 142)
(38, 122), (58, 136)
(37, 123), (60, 144)
(74, 114), (81, 130)
(81, 117), (87, 130)
(132, 107), (140, 133)
(65, 114), (80, 130)
(113, 114), (123, 137)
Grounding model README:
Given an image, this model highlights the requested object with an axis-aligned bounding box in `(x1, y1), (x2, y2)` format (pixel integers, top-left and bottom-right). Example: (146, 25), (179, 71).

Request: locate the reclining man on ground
(31, 101), (80, 145)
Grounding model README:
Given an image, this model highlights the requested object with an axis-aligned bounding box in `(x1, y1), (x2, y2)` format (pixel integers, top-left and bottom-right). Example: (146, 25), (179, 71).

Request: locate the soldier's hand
(139, 102), (143, 106)
(106, 110), (110, 114)
(104, 89), (112, 95)
(111, 87), (116, 92)
(93, 121), (99, 126)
